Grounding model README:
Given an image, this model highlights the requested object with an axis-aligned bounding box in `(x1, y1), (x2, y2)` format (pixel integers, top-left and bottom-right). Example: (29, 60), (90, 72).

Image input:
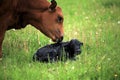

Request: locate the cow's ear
(48, 0), (57, 12)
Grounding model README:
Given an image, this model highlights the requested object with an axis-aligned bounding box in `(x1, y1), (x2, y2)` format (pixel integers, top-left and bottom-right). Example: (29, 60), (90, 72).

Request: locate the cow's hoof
(0, 58), (2, 61)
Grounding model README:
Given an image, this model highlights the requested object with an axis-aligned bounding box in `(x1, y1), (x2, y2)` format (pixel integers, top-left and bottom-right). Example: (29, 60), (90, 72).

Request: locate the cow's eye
(57, 16), (63, 23)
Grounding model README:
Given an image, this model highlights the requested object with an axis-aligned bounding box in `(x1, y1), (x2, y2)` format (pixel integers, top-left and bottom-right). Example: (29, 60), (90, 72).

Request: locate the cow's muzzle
(53, 36), (63, 43)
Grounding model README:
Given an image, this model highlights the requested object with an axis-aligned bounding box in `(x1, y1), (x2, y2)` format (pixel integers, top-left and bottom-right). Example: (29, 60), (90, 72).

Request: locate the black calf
(33, 39), (83, 62)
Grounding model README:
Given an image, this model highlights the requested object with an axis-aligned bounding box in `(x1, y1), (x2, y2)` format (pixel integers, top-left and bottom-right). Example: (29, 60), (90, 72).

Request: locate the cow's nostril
(61, 36), (63, 41)
(57, 36), (63, 43)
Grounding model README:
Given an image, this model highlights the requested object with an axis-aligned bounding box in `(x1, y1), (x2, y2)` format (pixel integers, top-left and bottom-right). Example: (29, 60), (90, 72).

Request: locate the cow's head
(40, 0), (64, 42)
(21, 0), (64, 42)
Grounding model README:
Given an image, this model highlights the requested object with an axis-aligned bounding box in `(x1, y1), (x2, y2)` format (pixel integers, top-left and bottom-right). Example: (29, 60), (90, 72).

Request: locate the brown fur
(0, 0), (64, 58)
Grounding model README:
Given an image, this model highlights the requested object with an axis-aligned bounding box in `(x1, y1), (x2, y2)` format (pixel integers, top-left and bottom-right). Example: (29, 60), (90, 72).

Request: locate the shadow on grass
(102, 0), (120, 8)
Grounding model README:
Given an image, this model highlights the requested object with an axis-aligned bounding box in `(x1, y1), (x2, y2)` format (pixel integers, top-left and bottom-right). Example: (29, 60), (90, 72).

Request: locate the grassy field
(0, 0), (120, 80)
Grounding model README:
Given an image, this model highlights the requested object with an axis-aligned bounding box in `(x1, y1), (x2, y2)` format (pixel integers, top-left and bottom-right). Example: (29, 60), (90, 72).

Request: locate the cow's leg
(0, 27), (6, 60)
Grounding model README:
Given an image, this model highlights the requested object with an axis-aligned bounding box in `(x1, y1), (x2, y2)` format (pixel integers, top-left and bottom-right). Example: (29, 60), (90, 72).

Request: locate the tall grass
(0, 0), (120, 80)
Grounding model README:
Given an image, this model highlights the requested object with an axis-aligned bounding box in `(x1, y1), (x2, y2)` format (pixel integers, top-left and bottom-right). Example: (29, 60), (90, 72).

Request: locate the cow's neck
(1, 0), (51, 30)
(11, 0), (50, 29)
(16, 0), (50, 13)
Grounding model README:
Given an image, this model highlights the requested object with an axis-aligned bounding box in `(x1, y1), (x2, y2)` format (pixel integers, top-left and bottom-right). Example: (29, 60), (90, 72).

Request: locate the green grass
(0, 0), (120, 80)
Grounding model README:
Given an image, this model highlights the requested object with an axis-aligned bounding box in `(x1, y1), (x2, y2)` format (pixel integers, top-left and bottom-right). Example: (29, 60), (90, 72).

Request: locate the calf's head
(21, 0), (64, 42)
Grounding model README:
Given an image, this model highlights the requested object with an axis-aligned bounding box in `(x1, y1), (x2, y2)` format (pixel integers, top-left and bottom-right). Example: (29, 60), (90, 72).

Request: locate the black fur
(33, 39), (83, 62)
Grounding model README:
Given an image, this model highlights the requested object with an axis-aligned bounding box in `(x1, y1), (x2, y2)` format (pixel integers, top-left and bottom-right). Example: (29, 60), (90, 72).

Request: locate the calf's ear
(48, 0), (57, 12)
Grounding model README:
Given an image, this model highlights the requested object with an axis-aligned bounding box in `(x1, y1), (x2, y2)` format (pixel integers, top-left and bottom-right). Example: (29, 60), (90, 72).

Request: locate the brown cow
(0, 0), (64, 58)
